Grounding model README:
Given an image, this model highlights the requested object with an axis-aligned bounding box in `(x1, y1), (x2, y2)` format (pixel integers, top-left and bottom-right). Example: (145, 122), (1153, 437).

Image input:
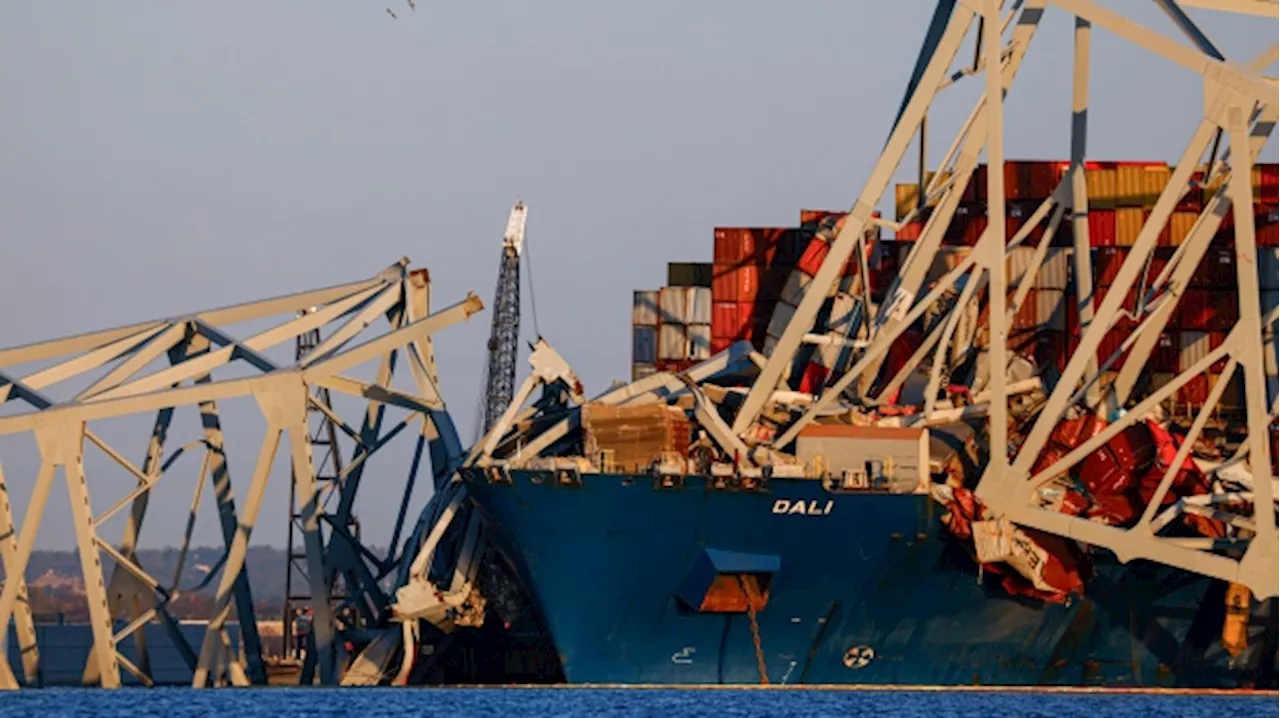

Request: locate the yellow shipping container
(1116, 163), (1171, 208)
(895, 184), (919, 221)
(1140, 164), (1172, 209)
(1086, 165), (1117, 209)
(1115, 207), (1145, 246)
(1115, 164), (1144, 207)
(1168, 210), (1199, 246)
(894, 171), (949, 220)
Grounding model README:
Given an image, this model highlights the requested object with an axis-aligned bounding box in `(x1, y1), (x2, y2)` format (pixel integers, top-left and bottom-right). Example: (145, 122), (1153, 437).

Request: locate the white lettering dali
(771, 499), (833, 516)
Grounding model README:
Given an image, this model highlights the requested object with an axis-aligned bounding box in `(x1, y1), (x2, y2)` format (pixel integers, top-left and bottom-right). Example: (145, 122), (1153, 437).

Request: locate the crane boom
(482, 201), (527, 433)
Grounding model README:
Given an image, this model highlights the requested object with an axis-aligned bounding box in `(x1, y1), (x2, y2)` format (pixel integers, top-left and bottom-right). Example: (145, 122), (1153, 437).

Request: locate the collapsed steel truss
(730, 0), (1278, 598)
(0, 0), (1276, 693)
(0, 259), (482, 688)
(472, 0), (1279, 600)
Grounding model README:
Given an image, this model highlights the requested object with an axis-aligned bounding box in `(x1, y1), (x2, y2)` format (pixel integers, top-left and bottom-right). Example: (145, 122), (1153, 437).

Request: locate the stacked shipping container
(629, 160), (1277, 413)
(710, 227), (803, 354)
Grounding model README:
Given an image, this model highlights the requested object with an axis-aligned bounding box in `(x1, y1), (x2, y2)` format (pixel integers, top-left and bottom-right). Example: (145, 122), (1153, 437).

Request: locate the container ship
(421, 157), (1280, 690)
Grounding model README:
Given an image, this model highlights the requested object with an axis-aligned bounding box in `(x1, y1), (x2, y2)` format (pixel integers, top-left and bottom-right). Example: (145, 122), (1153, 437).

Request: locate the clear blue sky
(0, 2), (1275, 552)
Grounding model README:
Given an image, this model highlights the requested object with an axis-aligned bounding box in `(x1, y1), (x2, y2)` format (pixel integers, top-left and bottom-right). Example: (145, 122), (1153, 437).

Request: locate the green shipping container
(668, 262), (713, 288)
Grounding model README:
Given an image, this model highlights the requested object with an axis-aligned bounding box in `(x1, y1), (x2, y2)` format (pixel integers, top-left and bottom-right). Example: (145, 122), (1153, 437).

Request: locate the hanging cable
(523, 229), (542, 340)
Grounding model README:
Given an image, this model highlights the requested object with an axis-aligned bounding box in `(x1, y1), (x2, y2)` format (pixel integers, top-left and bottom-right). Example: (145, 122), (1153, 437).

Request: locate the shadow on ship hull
(452, 468), (1277, 689)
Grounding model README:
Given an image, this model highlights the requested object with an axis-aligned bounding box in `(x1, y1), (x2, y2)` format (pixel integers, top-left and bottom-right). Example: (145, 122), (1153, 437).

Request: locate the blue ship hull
(461, 469), (1277, 688)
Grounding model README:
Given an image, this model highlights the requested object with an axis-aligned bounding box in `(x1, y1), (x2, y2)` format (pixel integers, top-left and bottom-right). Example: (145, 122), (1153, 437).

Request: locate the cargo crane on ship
(479, 202), (528, 435)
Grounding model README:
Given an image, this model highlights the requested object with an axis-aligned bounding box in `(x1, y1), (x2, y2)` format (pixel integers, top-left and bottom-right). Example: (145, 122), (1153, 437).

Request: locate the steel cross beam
(0, 261), (483, 689)
(964, 0), (1279, 598)
(732, 0), (983, 436)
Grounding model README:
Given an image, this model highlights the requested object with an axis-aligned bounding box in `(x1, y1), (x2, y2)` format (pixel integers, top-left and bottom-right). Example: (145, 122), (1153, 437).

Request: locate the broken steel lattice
(0, 259), (483, 688)
(734, 0), (1277, 599)
(472, 0), (1278, 601)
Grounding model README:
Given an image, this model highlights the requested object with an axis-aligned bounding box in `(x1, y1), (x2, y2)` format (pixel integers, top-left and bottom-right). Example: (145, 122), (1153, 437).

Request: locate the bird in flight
(407, 0), (416, 10)
(386, 7), (397, 19)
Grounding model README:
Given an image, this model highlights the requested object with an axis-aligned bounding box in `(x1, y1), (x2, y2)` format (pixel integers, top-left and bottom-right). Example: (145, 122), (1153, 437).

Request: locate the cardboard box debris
(582, 403), (691, 473)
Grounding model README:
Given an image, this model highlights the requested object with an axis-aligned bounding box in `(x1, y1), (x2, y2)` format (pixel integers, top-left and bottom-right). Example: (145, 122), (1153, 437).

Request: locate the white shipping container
(766, 301), (798, 341)
(658, 287), (686, 325)
(686, 287), (712, 325)
(1036, 247), (1071, 290)
(1035, 289), (1067, 332)
(1260, 247), (1279, 291)
(632, 290), (659, 326)
(687, 324), (712, 361)
(658, 323), (688, 361)
(1006, 246), (1034, 288)
(631, 362), (656, 383)
(1179, 330), (1211, 372)
(632, 325), (657, 365)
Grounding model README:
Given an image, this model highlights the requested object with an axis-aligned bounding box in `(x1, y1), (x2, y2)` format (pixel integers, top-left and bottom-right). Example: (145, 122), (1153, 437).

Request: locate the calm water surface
(0, 688), (1274, 717)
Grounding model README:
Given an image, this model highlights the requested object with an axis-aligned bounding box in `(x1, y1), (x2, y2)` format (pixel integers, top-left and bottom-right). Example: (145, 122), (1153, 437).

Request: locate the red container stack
(710, 227), (801, 351)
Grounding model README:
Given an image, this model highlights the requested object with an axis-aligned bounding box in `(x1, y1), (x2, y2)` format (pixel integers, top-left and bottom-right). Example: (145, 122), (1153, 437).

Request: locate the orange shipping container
(1115, 162), (1170, 208)
(1086, 162), (1118, 209)
(1167, 210), (1198, 246)
(1140, 164), (1172, 209)
(1115, 207), (1145, 246)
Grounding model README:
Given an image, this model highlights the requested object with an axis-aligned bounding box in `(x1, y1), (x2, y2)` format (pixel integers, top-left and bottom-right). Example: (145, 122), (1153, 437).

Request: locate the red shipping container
(1209, 332), (1229, 373)
(1151, 331), (1180, 373)
(1093, 246), (1130, 287)
(1011, 290), (1042, 332)
(714, 228), (761, 265)
(797, 361), (829, 395)
(797, 238), (830, 277)
(1259, 204), (1279, 247)
(1089, 210), (1117, 246)
(1189, 247), (1237, 289)
(1173, 288), (1215, 330)
(964, 164), (988, 203)
(1177, 374), (1211, 404)
(711, 301), (767, 342)
(712, 264), (760, 303)
(712, 263), (736, 302)
(711, 302), (740, 339)
(945, 211), (988, 246)
(1097, 328), (1133, 368)
(896, 220), (924, 241)
(1261, 164), (1278, 205)
(1007, 161), (1059, 200)
(1146, 247), (1175, 284)
(1146, 209), (1172, 246)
